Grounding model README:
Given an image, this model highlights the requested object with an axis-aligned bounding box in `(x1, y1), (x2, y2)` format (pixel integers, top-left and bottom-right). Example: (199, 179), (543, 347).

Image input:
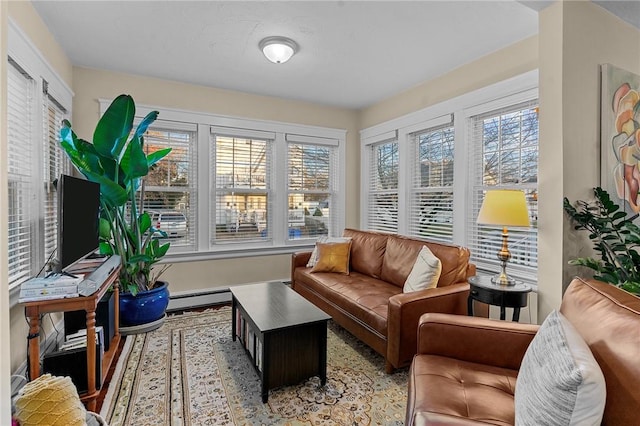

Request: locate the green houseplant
(59, 95), (173, 324)
(563, 187), (640, 295)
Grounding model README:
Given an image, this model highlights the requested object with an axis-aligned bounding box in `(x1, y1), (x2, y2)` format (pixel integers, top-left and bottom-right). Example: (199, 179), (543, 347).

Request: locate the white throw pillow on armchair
(514, 310), (606, 426)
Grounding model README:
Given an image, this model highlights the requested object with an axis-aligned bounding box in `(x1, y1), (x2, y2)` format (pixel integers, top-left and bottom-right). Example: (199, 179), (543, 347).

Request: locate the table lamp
(476, 189), (530, 286)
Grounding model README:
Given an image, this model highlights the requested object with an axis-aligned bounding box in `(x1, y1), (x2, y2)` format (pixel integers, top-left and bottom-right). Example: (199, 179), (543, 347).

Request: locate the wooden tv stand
(22, 257), (121, 412)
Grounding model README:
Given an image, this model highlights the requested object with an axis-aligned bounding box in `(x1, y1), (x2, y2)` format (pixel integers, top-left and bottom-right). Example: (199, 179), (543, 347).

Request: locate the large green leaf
(85, 171), (128, 206)
(135, 110), (159, 141)
(121, 134), (149, 179)
(147, 147), (172, 168)
(138, 212), (151, 234)
(93, 94), (135, 159)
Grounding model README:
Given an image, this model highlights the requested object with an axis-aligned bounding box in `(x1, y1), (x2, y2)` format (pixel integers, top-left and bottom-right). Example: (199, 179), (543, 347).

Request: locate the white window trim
(7, 19), (74, 308)
(98, 100), (347, 262)
(360, 70), (538, 279)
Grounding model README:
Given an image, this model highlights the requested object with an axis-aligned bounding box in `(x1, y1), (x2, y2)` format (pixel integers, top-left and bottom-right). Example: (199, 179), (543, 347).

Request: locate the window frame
(360, 70), (538, 285)
(7, 19), (74, 307)
(98, 100), (346, 262)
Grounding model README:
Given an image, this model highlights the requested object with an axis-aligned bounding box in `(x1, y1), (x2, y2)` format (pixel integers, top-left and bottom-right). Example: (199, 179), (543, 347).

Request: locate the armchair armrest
(386, 282), (470, 369)
(417, 312), (539, 370)
(291, 251), (312, 290)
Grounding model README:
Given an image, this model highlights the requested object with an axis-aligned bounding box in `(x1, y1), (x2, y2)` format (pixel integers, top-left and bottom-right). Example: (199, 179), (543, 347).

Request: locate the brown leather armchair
(405, 277), (640, 425)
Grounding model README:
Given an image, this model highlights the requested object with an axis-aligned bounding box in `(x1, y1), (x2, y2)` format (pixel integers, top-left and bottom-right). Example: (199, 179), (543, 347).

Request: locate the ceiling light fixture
(259, 36), (298, 64)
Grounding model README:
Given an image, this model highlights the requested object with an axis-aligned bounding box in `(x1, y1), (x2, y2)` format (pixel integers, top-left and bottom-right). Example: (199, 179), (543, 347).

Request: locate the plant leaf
(93, 94), (135, 159)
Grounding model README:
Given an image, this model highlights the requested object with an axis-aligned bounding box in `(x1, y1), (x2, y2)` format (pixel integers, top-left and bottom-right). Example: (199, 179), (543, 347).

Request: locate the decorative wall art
(601, 64), (640, 214)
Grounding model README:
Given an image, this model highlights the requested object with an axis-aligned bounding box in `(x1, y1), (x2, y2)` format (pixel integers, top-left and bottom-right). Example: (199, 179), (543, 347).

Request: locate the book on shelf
(18, 273), (83, 302)
(60, 326), (104, 355)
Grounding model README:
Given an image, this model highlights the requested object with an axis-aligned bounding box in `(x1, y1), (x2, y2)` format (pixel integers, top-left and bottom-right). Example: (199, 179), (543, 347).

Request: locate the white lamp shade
(259, 37), (298, 64)
(477, 189), (530, 227)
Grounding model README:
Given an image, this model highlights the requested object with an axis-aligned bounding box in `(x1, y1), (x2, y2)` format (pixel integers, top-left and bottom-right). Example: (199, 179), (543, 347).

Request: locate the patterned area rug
(100, 307), (408, 425)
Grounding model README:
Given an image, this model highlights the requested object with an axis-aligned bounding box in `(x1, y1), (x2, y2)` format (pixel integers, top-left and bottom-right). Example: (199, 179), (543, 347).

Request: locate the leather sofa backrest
(380, 234), (472, 288)
(343, 228), (388, 278)
(560, 277), (640, 425)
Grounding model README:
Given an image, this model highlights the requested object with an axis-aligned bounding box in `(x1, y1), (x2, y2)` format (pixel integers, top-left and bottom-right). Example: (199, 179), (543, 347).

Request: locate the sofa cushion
(306, 236), (352, 268)
(408, 354), (517, 426)
(343, 228), (387, 278)
(381, 236), (426, 287)
(403, 245), (442, 293)
(311, 241), (352, 274)
(294, 269), (401, 336)
(515, 310), (606, 426)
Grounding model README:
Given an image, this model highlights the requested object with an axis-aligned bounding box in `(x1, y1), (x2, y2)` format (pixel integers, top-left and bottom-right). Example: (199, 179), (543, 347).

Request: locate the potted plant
(59, 94), (173, 330)
(563, 187), (640, 295)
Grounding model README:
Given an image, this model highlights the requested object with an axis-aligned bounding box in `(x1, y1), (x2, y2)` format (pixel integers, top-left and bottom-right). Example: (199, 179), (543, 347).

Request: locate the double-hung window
(141, 121), (197, 251)
(7, 59), (36, 288)
(6, 20), (73, 295)
(366, 135), (399, 233)
(286, 134), (338, 240)
(467, 101), (539, 278)
(408, 122), (455, 243)
(43, 83), (70, 262)
(211, 127), (273, 244)
(361, 71), (538, 283)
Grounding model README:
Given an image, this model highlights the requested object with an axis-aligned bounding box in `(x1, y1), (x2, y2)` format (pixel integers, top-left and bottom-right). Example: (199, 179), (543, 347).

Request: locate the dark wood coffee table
(230, 281), (331, 402)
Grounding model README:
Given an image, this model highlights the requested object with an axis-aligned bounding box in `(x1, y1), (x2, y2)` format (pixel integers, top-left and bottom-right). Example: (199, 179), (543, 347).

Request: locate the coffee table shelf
(231, 281), (330, 403)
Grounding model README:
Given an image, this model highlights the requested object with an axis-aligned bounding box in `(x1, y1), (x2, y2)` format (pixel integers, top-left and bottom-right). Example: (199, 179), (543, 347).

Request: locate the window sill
(162, 242), (316, 264)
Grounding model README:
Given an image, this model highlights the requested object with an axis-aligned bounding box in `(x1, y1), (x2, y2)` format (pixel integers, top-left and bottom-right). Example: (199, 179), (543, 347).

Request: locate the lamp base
(491, 274), (517, 286)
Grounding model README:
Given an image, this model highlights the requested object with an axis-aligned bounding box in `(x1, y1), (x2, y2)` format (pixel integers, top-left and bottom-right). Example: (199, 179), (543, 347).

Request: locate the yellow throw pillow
(311, 241), (352, 274)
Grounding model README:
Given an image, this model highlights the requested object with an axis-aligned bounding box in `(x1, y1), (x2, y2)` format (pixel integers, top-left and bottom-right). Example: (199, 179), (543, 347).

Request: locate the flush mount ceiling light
(259, 36), (298, 64)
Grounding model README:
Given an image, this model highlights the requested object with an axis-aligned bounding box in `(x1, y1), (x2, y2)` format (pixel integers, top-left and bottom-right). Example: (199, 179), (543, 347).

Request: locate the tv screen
(57, 174), (100, 270)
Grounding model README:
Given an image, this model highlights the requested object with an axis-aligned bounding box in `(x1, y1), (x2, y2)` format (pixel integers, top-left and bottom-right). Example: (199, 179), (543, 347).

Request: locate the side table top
(468, 275), (532, 293)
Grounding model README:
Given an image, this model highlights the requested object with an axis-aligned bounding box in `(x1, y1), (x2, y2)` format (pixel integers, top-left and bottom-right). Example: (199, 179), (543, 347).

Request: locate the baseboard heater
(166, 281), (291, 312)
(166, 288), (232, 312)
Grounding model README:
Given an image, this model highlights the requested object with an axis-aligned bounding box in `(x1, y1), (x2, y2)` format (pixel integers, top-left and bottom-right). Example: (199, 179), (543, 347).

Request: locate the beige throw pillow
(403, 245), (442, 293)
(306, 236), (352, 267)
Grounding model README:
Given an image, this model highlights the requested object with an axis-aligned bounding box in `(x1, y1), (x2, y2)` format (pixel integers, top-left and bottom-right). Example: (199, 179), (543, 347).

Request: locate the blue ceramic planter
(120, 281), (170, 326)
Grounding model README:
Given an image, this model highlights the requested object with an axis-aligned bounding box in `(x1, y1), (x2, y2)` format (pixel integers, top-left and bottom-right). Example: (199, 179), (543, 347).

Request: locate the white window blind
(7, 59), (35, 288)
(408, 124), (455, 242)
(43, 83), (69, 263)
(467, 100), (539, 279)
(142, 121), (197, 251)
(211, 132), (272, 243)
(287, 141), (336, 240)
(368, 139), (399, 233)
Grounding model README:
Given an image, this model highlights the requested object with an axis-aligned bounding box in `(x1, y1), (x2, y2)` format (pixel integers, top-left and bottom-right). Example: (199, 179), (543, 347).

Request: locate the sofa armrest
(386, 283), (470, 369)
(417, 312), (539, 370)
(291, 251), (312, 290)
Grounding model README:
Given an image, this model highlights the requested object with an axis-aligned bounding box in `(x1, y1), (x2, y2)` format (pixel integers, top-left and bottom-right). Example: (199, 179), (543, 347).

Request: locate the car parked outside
(148, 211), (187, 239)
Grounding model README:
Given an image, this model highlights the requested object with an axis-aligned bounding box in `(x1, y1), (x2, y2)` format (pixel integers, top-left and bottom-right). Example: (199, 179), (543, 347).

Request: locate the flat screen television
(57, 174), (101, 270)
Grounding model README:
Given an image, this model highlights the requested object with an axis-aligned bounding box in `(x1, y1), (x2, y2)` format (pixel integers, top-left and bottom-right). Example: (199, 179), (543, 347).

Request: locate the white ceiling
(29, 1), (636, 110)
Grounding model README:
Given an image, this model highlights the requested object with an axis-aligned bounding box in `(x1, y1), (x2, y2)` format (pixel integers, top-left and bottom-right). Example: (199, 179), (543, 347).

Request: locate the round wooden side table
(467, 275), (532, 321)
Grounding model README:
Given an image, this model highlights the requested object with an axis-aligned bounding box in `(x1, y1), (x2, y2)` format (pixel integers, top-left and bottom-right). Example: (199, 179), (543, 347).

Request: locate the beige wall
(72, 67), (360, 293)
(360, 35), (538, 128)
(7, 1), (73, 88)
(537, 1), (640, 318)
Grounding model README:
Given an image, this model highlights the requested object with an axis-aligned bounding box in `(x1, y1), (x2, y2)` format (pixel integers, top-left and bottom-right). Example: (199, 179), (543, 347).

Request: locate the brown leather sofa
(291, 228), (476, 373)
(405, 277), (640, 425)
